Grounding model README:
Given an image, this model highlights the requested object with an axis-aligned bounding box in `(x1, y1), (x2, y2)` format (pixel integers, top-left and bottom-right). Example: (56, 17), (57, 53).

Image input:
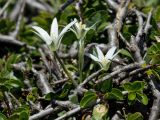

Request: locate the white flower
(71, 19), (96, 40)
(32, 18), (77, 51)
(88, 46), (119, 70)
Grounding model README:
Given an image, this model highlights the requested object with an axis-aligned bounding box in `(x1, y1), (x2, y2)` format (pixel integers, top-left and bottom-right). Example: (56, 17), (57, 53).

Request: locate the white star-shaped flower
(32, 18), (77, 51)
(88, 46), (119, 70)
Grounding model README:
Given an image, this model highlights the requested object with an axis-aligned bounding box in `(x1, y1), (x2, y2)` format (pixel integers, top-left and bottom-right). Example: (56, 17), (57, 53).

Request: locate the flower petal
(88, 54), (100, 62)
(105, 46), (117, 60)
(96, 46), (105, 62)
(32, 26), (52, 45)
(59, 19), (77, 40)
(50, 18), (58, 40)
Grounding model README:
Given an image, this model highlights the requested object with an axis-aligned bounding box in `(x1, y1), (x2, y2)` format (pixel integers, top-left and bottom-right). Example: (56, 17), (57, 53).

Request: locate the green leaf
(69, 94), (79, 104)
(154, 6), (160, 22)
(96, 79), (112, 93)
(119, 49), (134, 61)
(137, 93), (148, 105)
(9, 106), (29, 120)
(127, 112), (143, 120)
(132, 81), (145, 92)
(145, 43), (160, 64)
(27, 93), (36, 102)
(0, 19), (15, 34)
(123, 81), (145, 92)
(80, 91), (98, 108)
(105, 88), (123, 100)
(123, 82), (133, 91)
(4, 79), (22, 89)
(128, 92), (136, 101)
(0, 113), (7, 120)
(45, 92), (54, 101)
(58, 82), (72, 99)
(19, 111), (29, 120)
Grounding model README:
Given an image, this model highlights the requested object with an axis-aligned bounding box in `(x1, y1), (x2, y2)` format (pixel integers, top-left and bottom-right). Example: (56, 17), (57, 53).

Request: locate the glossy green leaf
(137, 93), (148, 105)
(128, 92), (136, 101)
(123, 81), (145, 92)
(80, 91), (98, 108)
(96, 79), (112, 93)
(105, 88), (123, 100)
(127, 112), (143, 120)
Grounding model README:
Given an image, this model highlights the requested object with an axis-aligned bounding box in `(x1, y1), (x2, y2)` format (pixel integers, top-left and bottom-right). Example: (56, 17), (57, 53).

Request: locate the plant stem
(78, 39), (84, 83)
(54, 52), (78, 87)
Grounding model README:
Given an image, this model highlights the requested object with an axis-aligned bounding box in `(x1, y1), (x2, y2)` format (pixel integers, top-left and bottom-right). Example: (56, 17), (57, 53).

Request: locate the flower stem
(54, 52), (78, 87)
(78, 39), (84, 83)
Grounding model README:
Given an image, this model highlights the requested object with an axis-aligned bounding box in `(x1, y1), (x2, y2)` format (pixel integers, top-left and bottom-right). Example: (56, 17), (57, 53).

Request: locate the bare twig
(114, 64), (159, 83)
(149, 79), (160, 120)
(0, 34), (35, 50)
(11, 0), (26, 38)
(0, 0), (12, 16)
(130, 35), (143, 63)
(105, 0), (119, 11)
(58, 0), (75, 13)
(75, 0), (83, 22)
(26, 0), (53, 13)
(32, 68), (54, 95)
(115, 0), (130, 33)
(79, 69), (103, 88)
(96, 63), (142, 84)
(108, 24), (119, 47)
(54, 100), (78, 109)
(55, 106), (81, 120)
(29, 107), (62, 120)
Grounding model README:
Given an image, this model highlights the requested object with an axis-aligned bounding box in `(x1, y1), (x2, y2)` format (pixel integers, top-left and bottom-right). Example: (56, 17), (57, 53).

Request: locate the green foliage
(80, 91), (98, 108)
(123, 81), (145, 92)
(126, 112), (143, 120)
(0, 19), (15, 34)
(0, 113), (7, 120)
(26, 87), (38, 102)
(145, 43), (160, 64)
(0, 0), (160, 119)
(95, 79), (112, 93)
(123, 81), (148, 105)
(119, 49), (134, 61)
(104, 88), (124, 100)
(8, 106), (29, 120)
(69, 93), (79, 104)
(58, 82), (72, 99)
(0, 54), (22, 91)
